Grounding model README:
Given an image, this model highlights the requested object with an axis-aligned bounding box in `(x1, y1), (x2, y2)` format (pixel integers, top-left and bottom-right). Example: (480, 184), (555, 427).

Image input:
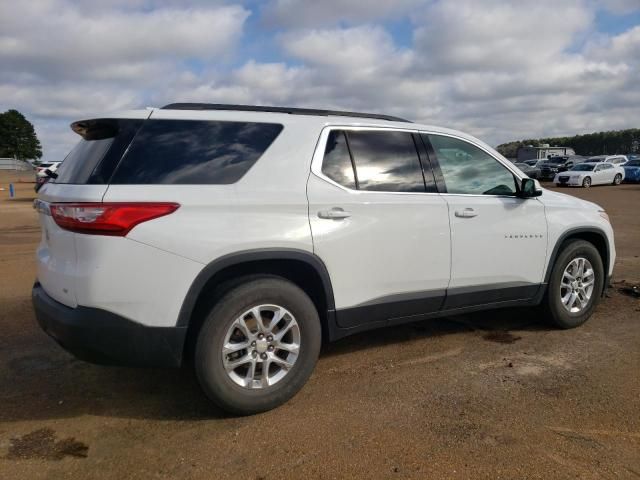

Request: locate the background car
(35, 161), (61, 192)
(587, 154), (628, 166)
(514, 162), (541, 179)
(522, 159), (541, 167)
(622, 159), (640, 183)
(554, 162), (625, 188)
(538, 155), (585, 180)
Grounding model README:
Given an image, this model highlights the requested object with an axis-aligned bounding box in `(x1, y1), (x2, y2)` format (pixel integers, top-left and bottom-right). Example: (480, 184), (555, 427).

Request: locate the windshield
(588, 156), (605, 162)
(625, 160), (640, 167)
(571, 164), (595, 171)
(548, 158), (565, 163)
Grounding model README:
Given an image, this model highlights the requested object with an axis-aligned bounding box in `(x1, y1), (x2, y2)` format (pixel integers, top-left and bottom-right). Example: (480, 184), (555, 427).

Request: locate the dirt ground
(0, 171), (638, 479)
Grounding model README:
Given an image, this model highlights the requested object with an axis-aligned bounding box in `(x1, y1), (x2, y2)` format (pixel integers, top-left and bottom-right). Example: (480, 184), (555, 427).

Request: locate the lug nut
(261, 353), (267, 360)
(267, 335), (273, 342)
(252, 350), (258, 358)
(268, 345), (274, 352)
(258, 333), (264, 340)
(251, 341), (256, 347)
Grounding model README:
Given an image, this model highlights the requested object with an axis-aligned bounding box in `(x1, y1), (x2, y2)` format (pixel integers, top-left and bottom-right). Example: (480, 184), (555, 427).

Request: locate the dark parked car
(538, 156), (585, 180)
(623, 159), (640, 183)
(514, 162), (540, 179)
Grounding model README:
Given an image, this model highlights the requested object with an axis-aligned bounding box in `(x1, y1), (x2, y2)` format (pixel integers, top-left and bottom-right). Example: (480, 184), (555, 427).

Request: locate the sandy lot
(0, 171), (638, 479)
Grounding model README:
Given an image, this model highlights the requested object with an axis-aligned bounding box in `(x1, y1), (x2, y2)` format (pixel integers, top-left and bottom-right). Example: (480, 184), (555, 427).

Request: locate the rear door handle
(454, 208), (477, 218)
(318, 208), (351, 220)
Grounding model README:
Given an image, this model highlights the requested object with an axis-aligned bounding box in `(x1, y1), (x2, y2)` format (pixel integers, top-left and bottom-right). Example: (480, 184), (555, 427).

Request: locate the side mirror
(44, 168), (58, 179)
(519, 177), (542, 198)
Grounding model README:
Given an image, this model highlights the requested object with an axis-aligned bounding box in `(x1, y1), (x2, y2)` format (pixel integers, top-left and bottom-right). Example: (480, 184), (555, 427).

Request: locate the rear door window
(110, 120), (283, 184)
(344, 130), (426, 192)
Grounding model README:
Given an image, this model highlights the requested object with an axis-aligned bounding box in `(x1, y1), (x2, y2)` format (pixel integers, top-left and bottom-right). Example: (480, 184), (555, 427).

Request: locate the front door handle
(455, 208), (477, 218)
(318, 208), (351, 220)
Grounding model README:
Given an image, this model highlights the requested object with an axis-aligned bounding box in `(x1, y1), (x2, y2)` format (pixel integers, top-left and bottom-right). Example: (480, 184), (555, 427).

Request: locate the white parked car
(33, 104), (616, 414)
(35, 161), (62, 191)
(587, 155), (628, 166)
(554, 162), (625, 188)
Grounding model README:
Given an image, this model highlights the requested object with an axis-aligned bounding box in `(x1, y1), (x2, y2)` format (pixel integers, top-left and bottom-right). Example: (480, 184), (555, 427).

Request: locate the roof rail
(160, 103), (411, 123)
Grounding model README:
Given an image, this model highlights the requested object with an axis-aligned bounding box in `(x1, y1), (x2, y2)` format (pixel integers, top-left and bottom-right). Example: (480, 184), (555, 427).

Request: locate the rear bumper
(32, 282), (186, 367)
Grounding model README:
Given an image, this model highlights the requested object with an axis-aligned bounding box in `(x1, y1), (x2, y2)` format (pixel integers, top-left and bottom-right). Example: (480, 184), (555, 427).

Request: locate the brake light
(49, 202), (179, 236)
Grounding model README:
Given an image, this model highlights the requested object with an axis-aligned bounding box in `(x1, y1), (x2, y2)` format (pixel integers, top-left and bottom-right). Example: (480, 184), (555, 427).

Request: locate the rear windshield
(54, 119), (143, 184)
(626, 160), (640, 166)
(109, 120), (283, 184)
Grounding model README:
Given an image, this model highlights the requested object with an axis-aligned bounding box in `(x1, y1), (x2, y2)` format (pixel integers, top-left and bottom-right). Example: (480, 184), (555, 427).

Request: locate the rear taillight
(49, 202), (179, 236)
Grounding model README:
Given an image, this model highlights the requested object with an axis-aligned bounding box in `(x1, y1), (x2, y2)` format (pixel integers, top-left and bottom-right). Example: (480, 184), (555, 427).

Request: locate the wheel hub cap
(255, 338), (268, 354)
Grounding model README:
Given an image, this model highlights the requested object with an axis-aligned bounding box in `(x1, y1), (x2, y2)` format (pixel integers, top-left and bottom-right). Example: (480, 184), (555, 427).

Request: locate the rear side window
(54, 119), (143, 184)
(110, 120), (283, 184)
(347, 131), (425, 192)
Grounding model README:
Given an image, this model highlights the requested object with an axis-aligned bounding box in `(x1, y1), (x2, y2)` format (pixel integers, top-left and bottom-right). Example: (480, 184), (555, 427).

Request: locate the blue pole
(9, 183), (15, 198)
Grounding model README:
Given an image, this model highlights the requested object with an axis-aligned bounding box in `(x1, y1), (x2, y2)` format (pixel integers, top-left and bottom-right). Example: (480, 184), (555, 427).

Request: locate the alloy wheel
(221, 304), (301, 389)
(560, 257), (595, 313)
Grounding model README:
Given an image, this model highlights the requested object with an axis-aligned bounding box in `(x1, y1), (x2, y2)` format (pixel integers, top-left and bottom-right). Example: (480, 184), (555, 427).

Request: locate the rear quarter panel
(102, 115), (321, 265)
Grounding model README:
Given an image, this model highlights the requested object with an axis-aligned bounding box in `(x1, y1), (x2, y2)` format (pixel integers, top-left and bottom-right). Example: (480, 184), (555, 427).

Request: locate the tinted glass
(322, 130), (356, 189)
(346, 130), (425, 192)
(55, 138), (114, 183)
(54, 119), (143, 184)
(428, 134), (517, 195)
(111, 120), (283, 184)
(625, 160), (640, 166)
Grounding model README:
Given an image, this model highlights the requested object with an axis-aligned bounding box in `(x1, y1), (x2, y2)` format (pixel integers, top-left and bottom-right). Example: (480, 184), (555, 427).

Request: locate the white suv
(33, 104), (615, 414)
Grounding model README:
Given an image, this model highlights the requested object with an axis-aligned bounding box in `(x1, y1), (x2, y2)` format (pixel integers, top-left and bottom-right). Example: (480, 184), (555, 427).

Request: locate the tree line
(0, 109), (42, 161)
(496, 128), (640, 158)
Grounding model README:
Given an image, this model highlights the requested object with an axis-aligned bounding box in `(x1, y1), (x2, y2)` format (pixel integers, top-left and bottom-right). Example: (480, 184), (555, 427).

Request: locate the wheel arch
(544, 227), (610, 289)
(178, 249), (336, 359)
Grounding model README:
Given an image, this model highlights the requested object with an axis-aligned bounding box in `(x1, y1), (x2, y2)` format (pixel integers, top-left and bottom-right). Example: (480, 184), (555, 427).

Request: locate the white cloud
(598, 0), (640, 14)
(262, 0), (428, 27)
(413, 0), (593, 73)
(0, 1), (250, 82)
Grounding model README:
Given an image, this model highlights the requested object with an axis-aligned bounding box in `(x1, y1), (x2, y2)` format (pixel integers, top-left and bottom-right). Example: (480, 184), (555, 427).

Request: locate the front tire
(613, 173), (622, 185)
(543, 240), (604, 329)
(195, 277), (321, 415)
(582, 176), (591, 188)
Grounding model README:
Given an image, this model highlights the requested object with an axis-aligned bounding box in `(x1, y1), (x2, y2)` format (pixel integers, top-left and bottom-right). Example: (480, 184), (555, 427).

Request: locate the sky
(1, 0), (639, 163)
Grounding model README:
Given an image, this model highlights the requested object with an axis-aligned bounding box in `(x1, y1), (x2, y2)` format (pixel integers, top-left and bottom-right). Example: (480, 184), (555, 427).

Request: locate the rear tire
(543, 240), (604, 329)
(613, 173), (622, 185)
(195, 277), (321, 415)
(582, 177), (591, 188)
